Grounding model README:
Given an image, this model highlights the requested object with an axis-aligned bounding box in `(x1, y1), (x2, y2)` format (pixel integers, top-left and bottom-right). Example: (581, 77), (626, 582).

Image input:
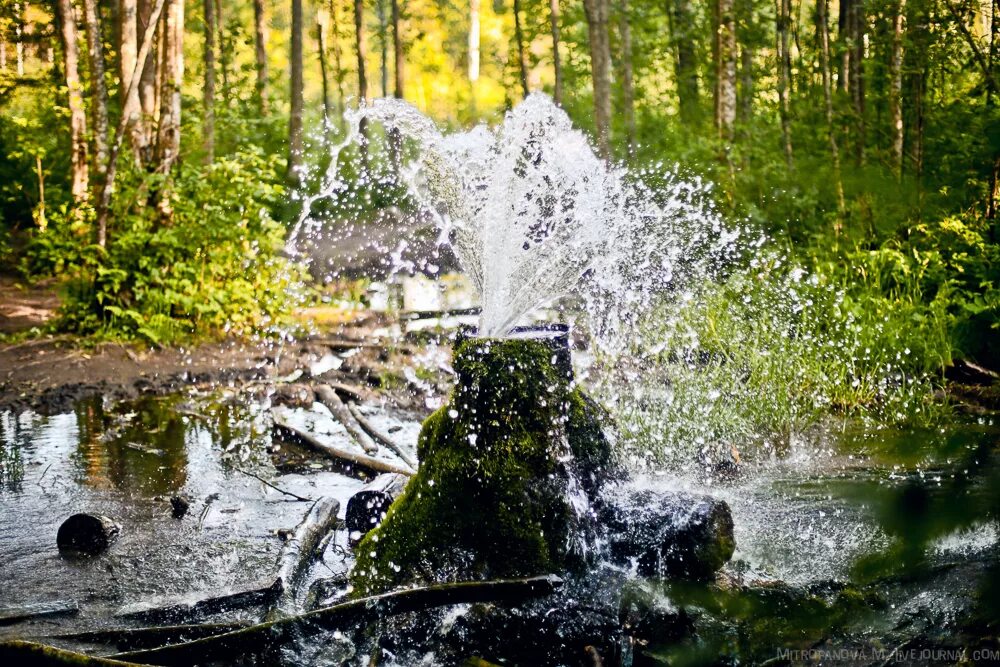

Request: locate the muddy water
(0, 390), (421, 643)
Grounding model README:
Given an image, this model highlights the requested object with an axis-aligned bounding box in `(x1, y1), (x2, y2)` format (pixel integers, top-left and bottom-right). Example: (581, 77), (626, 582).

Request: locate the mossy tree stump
(351, 329), (613, 595)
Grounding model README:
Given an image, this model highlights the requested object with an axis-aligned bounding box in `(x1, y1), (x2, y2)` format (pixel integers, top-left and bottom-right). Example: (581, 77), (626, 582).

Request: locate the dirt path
(0, 275), (59, 334)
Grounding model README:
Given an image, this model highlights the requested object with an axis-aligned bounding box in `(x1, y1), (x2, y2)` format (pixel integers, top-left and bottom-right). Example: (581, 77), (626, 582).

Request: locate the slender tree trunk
(513, 0), (529, 97)
(288, 0), (304, 182)
(583, 0), (612, 158)
(138, 0), (159, 160)
(669, 0), (700, 125)
(156, 0), (183, 222)
(714, 0), (737, 140)
(377, 0), (388, 95)
(849, 0), (865, 164)
(469, 0), (480, 83)
(392, 0), (403, 97)
(15, 2), (24, 77)
(818, 0), (845, 215)
(331, 0), (346, 119)
(904, 0), (928, 182)
(889, 0), (905, 179)
(1, 33), (6, 72)
(355, 0), (370, 169)
(253, 0), (269, 114)
(738, 44), (753, 122)
(119, 0), (138, 103)
(56, 0), (89, 205)
(318, 10), (333, 140)
(548, 0), (562, 104)
(82, 0), (110, 242)
(775, 0), (793, 166)
(202, 0), (216, 163)
(838, 0), (850, 92)
(214, 0), (228, 101)
(989, 0), (999, 221)
(618, 0), (636, 156)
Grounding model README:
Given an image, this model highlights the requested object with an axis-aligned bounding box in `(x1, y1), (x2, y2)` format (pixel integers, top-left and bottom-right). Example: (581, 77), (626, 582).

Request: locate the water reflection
(72, 396), (188, 495)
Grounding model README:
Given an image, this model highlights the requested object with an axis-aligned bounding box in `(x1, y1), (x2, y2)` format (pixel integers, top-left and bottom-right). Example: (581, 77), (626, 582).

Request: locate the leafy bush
(25, 148), (305, 344)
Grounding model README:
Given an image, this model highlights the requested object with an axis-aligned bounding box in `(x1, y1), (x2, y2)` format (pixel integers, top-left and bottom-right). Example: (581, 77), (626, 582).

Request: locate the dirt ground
(0, 275), (59, 334)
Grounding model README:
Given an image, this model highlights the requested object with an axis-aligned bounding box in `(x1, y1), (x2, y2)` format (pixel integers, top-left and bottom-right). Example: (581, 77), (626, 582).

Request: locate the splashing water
(289, 93), (738, 339)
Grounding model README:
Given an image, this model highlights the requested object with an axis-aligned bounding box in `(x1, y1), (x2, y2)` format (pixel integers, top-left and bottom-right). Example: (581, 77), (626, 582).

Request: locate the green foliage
(24, 148), (304, 344)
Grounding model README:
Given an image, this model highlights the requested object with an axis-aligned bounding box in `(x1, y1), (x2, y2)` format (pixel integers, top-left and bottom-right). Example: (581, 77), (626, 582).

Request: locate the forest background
(0, 0), (998, 422)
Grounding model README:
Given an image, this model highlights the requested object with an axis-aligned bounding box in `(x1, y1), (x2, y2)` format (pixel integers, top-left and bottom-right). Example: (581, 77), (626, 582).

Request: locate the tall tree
(582, 0), (612, 158)
(513, 0), (529, 97)
(377, 0), (388, 95)
(668, 0), (699, 125)
(618, 0), (636, 156)
(317, 9), (333, 138)
(775, 0), (792, 165)
(889, 0), (906, 178)
(714, 0), (737, 139)
(253, 0), (269, 114)
(137, 0), (159, 157)
(156, 0), (184, 221)
(202, 0), (216, 163)
(548, 0), (562, 104)
(288, 0), (304, 181)
(848, 0), (866, 163)
(81, 0), (110, 199)
(55, 0), (89, 204)
(818, 0), (845, 213)
(355, 0), (370, 168)
(330, 0), (346, 119)
(469, 0), (480, 82)
(15, 2), (24, 77)
(214, 0), (228, 99)
(392, 0), (402, 97)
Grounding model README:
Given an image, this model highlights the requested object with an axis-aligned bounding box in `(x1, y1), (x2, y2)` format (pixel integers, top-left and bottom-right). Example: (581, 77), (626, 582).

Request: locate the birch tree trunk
(288, 0), (304, 182)
(889, 0), (906, 178)
(81, 0), (110, 190)
(253, 0), (269, 114)
(330, 0), (345, 119)
(469, 0), (480, 82)
(317, 10), (333, 140)
(513, 0), (529, 97)
(618, 0), (636, 156)
(582, 0), (612, 159)
(56, 0), (89, 205)
(849, 0), (865, 164)
(377, 0), (387, 95)
(214, 0), (228, 100)
(714, 0), (736, 140)
(548, 0), (561, 104)
(155, 0), (183, 224)
(15, 2), (24, 77)
(818, 0), (845, 214)
(355, 0), (370, 170)
(669, 0), (700, 125)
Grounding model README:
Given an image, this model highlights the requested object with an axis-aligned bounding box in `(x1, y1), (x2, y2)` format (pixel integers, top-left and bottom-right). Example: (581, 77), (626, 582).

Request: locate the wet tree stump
(56, 514), (120, 556)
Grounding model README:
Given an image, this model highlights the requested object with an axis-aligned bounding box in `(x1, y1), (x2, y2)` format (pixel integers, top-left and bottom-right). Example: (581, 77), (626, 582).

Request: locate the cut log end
(57, 514), (120, 557)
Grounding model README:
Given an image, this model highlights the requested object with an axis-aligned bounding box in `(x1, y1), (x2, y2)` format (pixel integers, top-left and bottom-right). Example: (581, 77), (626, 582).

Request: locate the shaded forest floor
(0, 275), (59, 334)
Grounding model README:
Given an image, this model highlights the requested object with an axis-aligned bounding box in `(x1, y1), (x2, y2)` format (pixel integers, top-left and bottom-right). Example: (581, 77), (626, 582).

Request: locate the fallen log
(0, 600), (79, 626)
(0, 640), (150, 666)
(346, 403), (418, 469)
(57, 514), (120, 556)
(112, 575), (563, 666)
(51, 622), (251, 651)
(113, 579), (283, 625)
(314, 384), (379, 454)
(598, 485), (736, 580)
(345, 473), (408, 536)
(272, 418), (415, 476)
(268, 497), (341, 618)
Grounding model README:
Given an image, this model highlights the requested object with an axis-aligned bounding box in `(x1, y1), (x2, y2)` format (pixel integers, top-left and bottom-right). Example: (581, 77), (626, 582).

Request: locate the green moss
(351, 336), (613, 595)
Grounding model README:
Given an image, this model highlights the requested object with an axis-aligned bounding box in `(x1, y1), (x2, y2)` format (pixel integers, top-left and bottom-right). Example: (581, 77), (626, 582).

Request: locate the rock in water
(57, 513), (121, 556)
(599, 484), (735, 579)
(351, 326), (614, 595)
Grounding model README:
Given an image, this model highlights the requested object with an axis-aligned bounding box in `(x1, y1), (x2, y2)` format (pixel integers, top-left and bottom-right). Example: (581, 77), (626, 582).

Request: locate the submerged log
(112, 575), (563, 666)
(599, 485), (736, 580)
(314, 384), (379, 455)
(346, 403), (418, 469)
(0, 600), (79, 626)
(272, 417), (415, 476)
(345, 473), (408, 537)
(0, 640), (148, 666)
(57, 514), (120, 556)
(114, 579), (283, 624)
(268, 497), (341, 617)
(52, 622), (251, 651)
